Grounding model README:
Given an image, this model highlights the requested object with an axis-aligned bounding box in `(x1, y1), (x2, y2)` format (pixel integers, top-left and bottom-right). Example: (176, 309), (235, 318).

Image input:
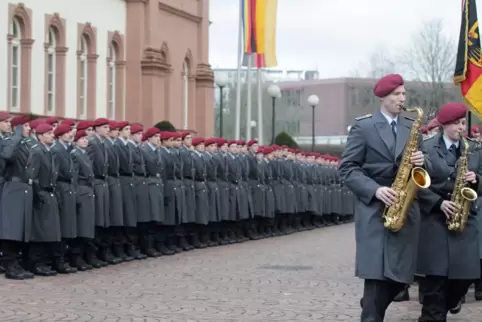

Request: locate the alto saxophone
(447, 136), (478, 232)
(382, 107), (431, 232)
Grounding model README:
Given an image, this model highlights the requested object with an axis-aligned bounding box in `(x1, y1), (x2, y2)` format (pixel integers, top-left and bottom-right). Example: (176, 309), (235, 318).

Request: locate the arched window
(107, 43), (116, 119)
(79, 36), (88, 118)
(10, 18), (21, 111)
(182, 61), (189, 129)
(46, 28), (56, 114)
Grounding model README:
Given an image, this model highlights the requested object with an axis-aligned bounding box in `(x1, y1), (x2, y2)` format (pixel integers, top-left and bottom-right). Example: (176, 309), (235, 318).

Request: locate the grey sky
(208, 0), (465, 77)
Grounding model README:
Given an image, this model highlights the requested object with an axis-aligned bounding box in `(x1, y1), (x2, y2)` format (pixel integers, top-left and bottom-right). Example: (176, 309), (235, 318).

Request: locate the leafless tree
(350, 45), (398, 78)
(398, 19), (457, 118)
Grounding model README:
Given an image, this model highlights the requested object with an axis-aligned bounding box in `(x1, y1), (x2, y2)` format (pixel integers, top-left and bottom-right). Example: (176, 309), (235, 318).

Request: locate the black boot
(475, 280), (482, 300)
(179, 235), (192, 251)
(393, 286), (410, 302)
(126, 245), (148, 260)
(84, 250), (107, 268)
(52, 257), (77, 274)
(70, 255), (92, 271)
(4, 260), (34, 280)
(112, 245), (134, 262)
(98, 247), (121, 265)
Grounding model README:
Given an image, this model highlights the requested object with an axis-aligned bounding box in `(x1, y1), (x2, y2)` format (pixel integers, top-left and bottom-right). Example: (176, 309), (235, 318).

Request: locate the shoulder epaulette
(70, 149), (76, 154)
(465, 136), (475, 141)
(423, 133), (436, 141)
(403, 116), (415, 121)
(88, 136), (96, 142)
(355, 114), (372, 121)
(30, 143), (38, 148)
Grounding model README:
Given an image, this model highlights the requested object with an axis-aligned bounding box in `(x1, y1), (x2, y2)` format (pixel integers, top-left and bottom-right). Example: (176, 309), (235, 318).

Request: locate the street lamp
(307, 94), (319, 152)
(267, 84), (281, 144)
(215, 74), (228, 137)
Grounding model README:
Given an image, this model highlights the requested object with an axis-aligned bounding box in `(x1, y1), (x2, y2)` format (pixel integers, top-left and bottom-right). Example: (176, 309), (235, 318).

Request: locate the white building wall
(0, 2), (9, 112)
(2, 0), (126, 118)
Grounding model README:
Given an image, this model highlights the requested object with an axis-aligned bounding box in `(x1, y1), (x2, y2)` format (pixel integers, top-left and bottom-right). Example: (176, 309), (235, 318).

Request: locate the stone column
(195, 63), (214, 137)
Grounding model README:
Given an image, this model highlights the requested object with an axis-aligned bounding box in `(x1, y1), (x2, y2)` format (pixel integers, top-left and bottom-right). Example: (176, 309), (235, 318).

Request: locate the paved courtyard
(0, 224), (481, 321)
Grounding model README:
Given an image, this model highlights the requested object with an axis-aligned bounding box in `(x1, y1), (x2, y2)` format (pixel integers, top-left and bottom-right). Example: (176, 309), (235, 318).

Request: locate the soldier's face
(120, 126), (131, 139)
(250, 144), (259, 153)
(184, 135), (192, 146)
(40, 130), (55, 145)
(195, 143), (205, 152)
(132, 132), (143, 143)
(174, 137), (182, 148)
(382, 85), (406, 115)
(60, 131), (73, 142)
(76, 136), (88, 148)
(85, 127), (94, 136)
(229, 144), (237, 154)
(220, 144), (228, 153)
(0, 119), (11, 133)
(22, 123), (31, 137)
(96, 125), (110, 137)
(443, 118), (467, 141)
(109, 129), (119, 139)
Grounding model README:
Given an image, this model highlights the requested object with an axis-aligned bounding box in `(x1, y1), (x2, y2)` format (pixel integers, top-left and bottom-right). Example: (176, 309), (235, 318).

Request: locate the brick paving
(0, 224), (481, 321)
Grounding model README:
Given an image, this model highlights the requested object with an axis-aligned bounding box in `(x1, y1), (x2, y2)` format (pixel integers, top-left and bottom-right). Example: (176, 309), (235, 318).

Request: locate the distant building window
(46, 28), (56, 114)
(10, 18), (21, 111)
(78, 36), (88, 118)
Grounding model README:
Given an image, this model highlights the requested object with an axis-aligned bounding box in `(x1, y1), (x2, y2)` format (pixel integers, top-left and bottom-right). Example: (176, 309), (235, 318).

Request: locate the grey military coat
(339, 111), (430, 284)
(417, 133), (482, 279)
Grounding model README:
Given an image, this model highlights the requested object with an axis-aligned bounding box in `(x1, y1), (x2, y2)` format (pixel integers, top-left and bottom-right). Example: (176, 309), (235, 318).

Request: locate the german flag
(454, 0), (482, 119)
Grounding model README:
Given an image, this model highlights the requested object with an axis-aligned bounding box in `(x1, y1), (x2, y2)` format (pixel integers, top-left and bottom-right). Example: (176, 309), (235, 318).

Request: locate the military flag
(454, 0), (482, 119)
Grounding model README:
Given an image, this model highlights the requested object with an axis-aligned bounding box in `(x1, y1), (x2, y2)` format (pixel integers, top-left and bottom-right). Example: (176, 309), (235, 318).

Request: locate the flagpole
(234, 0), (243, 140)
(257, 68), (263, 144)
(245, 54), (253, 140)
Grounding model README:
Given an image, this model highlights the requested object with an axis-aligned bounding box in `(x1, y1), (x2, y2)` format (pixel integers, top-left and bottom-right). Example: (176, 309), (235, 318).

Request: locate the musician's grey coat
(339, 111), (428, 284)
(418, 133), (482, 279)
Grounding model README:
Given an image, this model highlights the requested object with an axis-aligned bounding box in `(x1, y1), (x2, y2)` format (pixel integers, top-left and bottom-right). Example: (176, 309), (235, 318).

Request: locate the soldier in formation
(0, 115), (354, 280)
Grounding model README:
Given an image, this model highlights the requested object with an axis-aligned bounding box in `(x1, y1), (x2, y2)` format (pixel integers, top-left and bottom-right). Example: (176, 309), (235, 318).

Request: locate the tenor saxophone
(447, 136), (478, 232)
(382, 107), (431, 232)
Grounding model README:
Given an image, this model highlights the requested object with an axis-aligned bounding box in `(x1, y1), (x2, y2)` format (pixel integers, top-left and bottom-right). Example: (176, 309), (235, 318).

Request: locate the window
(79, 36), (88, 118)
(182, 61), (189, 129)
(10, 19), (21, 111)
(107, 44), (116, 119)
(46, 28), (56, 114)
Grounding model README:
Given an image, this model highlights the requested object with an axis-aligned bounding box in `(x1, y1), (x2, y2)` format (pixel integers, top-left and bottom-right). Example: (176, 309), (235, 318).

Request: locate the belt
(10, 176), (25, 183)
(78, 179), (91, 186)
(40, 187), (55, 193)
(95, 175), (107, 180)
(108, 174), (119, 178)
(120, 173), (133, 177)
(58, 178), (73, 184)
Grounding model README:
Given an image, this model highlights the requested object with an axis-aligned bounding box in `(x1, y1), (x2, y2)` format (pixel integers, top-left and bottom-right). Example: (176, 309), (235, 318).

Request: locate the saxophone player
(416, 102), (481, 321)
(339, 74), (427, 322)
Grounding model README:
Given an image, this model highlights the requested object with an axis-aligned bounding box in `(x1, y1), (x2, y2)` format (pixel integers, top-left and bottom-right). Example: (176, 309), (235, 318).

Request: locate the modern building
(1, 0), (214, 136)
(213, 68), (319, 86)
(275, 78), (461, 150)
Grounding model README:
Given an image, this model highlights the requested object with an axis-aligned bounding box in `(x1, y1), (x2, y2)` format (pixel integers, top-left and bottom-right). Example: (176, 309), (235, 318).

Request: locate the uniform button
(25, 190), (28, 193)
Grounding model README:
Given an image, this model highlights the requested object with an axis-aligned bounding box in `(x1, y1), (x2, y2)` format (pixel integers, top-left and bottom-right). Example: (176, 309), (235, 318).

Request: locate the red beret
(143, 127), (161, 141)
(53, 124), (72, 137)
(35, 123), (53, 134)
(227, 140), (237, 146)
(237, 140), (246, 145)
(45, 117), (58, 125)
(76, 120), (92, 130)
(373, 74), (404, 98)
(160, 131), (172, 140)
(29, 119), (46, 130)
(11, 115), (29, 127)
(216, 138), (228, 147)
(427, 119), (439, 131)
(74, 129), (88, 141)
(93, 118), (109, 127)
(130, 124), (143, 134)
(271, 144), (279, 149)
(116, 121), (129, 130)
(281, 145), (288, 149)
(180, 131), (191, 139)
(436, 102), (467, 125)
(471, 125), (481, 133)
(204, 138), (217, 146)
(263, 147), (273, 155)
(60, 119), (75, 126)
(257, 147), (264, 154)
(247, 139), (258, 146)
(0, 111), (10, 121)
(192, 137), (204, 146)
(109, 120), (120, 130)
